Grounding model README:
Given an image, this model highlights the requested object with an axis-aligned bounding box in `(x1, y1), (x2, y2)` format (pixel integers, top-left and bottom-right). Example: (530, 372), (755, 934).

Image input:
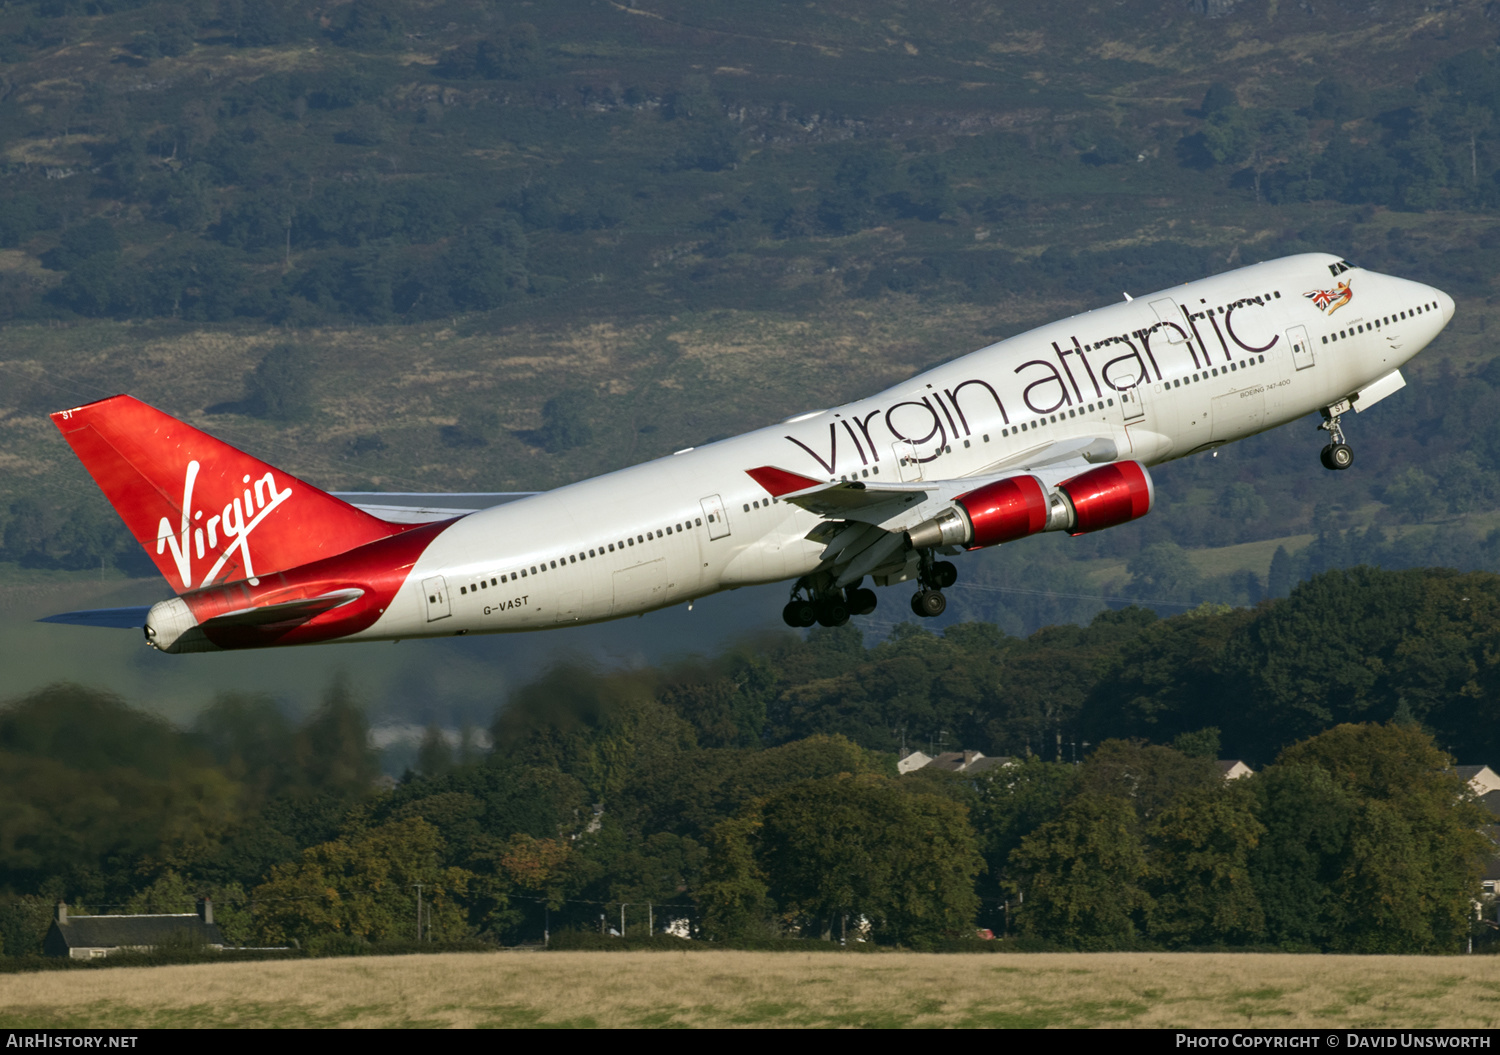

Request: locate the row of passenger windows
(1190, 290), (1281, 323)
(1001, 397), (1116, 438)
(1163, 352), (1267, 388)
(1321, 301), (1440, 345)
(456, 516), (709, 595)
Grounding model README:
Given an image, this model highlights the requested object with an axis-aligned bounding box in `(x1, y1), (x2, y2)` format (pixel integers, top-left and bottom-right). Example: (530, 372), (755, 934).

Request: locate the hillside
(3, 0), (1500, 634)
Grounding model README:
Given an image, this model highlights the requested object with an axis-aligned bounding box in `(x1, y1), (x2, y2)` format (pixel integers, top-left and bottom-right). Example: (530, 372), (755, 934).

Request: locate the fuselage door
(1288, 325), (1315, 371)
(1121, 383), (1146, 423)
(892, 441), (923, 482)
(700, 494), (731, 540)
(1150, 297), (1191, 349)
(421, 575), (451, 622)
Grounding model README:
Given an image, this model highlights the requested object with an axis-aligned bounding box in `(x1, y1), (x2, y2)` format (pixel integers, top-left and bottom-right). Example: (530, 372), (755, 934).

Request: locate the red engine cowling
(956, 474), (1050, 547)
(1056, 460), (1154, 534)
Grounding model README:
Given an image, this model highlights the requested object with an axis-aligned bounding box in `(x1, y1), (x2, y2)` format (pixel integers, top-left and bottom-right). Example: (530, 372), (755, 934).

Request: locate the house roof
(1459, 766), (1500, 796)
(896, 750), (933, 775)
(926, 752), (971, 772)
(964, 756), (1013, 774)
(51, 914), (225, 949)
(1217, 760), (1254, 780)
(1482, 791), (1500, 819)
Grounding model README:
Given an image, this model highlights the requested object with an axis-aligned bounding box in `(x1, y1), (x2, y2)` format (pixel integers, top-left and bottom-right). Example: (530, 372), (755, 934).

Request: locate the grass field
(3, 951), (1500, 1028)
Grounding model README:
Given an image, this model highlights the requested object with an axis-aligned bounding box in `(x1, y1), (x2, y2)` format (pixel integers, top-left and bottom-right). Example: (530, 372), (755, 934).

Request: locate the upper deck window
(1328, 260), (1356, 277)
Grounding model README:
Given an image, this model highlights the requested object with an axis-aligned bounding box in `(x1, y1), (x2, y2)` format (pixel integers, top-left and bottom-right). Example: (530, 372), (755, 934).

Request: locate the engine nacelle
(905, 473), (1066, 550)
(1055, 460), (1154, 534)
(904, 461), (1155, 550)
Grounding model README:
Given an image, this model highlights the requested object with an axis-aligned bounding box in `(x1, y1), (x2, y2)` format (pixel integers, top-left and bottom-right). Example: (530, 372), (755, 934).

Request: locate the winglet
(746, 465), (824, 497)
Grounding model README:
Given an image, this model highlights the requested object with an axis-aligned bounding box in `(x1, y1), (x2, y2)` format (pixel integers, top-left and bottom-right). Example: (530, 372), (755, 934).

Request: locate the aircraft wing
(331, 492), (538, 524)
(748, 434), (1120, 517)
(746, 435), (1121, 588)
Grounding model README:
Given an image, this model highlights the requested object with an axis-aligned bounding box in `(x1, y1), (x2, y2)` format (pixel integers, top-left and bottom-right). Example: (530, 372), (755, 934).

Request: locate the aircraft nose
(1437, 287), (1456, 325)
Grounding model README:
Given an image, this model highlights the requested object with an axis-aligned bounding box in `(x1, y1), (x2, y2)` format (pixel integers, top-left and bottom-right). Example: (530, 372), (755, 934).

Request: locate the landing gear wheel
(782, 600), (816, 628)
(847, 587), (878, 616)
(815, 598), (850, 627)
(1318, 407), (1353, 471)
(911, 589), (947, 618)
(931, 561), (958, 589)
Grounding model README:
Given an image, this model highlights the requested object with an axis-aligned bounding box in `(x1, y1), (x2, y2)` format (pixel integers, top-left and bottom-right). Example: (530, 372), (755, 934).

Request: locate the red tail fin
(52, 395), (404, 592)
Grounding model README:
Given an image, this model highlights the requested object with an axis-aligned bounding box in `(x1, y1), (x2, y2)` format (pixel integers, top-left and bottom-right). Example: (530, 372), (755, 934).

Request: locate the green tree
(698, 814), (774, 940)
(1247, 763), (1355, 948)
(1276, 723), (1488, 953)
(234, 344), (316, 421)
(1144, 787), (1265, 947)
(292, 675), (381, 797)
(1170, 727), (1221, 760)
(717, 773), (982, 945)
(1127, 541), (1203, 601)
(1011, 791), (1149, 949)
(535, 391), (597, 453)
(252, 816), (472, 946)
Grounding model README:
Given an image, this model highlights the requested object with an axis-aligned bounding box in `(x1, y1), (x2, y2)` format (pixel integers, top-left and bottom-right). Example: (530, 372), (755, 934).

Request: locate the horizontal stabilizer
(331, 492), (537, 524)
(37, 606), (152, 629)
(201, 588), (364, 629)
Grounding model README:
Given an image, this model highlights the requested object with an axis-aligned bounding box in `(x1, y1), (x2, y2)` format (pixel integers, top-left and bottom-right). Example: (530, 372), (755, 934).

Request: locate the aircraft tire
(1329, 443), (1353, 470)
(1319, 445), (1336, 470)
(815, 599), (850, 627)
(783, 601), (817, 628)
(932, 561), (958, 589)
(913, 589), (947, 618)
(848, 588), (877, 616)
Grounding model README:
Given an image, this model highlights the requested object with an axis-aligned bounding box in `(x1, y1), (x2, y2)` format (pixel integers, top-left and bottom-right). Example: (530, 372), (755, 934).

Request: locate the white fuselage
(355, 253), (1453, 640)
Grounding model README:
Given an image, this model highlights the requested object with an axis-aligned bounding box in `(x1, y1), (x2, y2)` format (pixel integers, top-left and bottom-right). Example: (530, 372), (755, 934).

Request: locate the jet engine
(906, 460), (1154, 550)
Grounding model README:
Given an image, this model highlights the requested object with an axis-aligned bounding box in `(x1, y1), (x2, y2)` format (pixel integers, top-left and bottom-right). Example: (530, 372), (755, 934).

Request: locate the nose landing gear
(1319, 402), (1354, 471)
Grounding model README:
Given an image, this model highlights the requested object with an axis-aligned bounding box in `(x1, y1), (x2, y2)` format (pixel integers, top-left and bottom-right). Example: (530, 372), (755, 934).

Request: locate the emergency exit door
(700, 494), (730, 540)
(1287, 325), (1315, 371)
(422, 575), (450, 621)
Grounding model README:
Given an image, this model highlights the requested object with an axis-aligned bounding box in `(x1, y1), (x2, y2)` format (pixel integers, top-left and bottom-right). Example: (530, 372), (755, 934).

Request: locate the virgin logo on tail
(157, 461), (293, 590)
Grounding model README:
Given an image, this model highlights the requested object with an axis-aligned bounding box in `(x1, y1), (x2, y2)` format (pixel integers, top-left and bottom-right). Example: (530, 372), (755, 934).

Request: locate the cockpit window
(1328, 260), (1356, 277)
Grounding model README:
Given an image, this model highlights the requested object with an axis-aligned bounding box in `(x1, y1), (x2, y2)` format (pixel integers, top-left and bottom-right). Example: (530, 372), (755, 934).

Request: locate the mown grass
(4, 951), (1500, 1029)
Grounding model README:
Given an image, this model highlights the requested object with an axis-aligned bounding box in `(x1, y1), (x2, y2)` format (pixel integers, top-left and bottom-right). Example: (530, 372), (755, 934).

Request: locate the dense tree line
(1, 566), (1496, 953)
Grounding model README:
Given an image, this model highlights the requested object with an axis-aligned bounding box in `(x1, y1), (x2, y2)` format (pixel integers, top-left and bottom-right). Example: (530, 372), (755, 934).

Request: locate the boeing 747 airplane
(43, 253), (1453, 652)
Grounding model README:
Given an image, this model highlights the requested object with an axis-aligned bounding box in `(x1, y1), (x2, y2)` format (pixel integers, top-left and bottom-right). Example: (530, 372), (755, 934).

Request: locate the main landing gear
(780, 552), (958, 628)
(783, 576), (877, 628)
(909, 552), (957, 619)
(1318, 402), (1354, 471)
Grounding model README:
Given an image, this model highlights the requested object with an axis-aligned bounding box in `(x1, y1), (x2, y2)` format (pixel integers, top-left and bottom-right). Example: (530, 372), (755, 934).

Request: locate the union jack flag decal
(1304, 280), (1352, 315)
